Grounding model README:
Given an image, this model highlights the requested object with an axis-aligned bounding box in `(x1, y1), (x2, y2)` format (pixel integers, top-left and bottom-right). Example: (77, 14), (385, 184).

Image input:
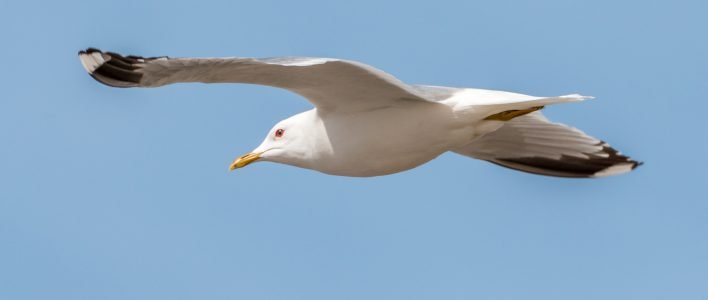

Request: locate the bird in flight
(78, 48), (640, 178)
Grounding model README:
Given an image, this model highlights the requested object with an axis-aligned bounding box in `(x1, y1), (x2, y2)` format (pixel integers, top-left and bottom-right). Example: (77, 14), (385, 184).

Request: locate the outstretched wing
(78, 48), (430, 112)
(453, 112), (641, 178)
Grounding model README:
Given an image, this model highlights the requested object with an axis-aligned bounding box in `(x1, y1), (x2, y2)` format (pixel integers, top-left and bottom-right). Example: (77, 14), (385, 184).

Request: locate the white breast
(308, 102), (469, 177)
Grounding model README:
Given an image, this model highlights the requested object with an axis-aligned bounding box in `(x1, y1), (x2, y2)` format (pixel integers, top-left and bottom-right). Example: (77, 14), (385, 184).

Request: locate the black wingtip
(78, 47), (144, 87)
(492, 142), (642, 178)
(78, 47), (101, 55)
(632, 160), (644, 169)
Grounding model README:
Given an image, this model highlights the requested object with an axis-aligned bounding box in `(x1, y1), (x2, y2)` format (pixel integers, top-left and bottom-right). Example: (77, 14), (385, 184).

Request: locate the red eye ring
(274, 128), (285, 138)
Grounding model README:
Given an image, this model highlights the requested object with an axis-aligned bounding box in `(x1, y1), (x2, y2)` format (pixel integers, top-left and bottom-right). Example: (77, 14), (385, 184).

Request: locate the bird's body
(79, 48), (641, 178)
(297, 102), (457, 176)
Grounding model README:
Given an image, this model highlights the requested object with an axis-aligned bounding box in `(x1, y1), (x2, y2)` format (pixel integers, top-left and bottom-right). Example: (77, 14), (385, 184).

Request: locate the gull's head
(229, 114), (313, 171)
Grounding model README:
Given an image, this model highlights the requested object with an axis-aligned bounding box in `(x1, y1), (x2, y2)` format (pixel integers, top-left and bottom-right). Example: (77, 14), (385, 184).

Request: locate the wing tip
(586, 141), (642, 178)
(490, 144), (642, 179)
(591, 159), (642, 177)
(589, 143), (642, 177)
(78, 47), (106, 74)
(78, 47), (143, 88)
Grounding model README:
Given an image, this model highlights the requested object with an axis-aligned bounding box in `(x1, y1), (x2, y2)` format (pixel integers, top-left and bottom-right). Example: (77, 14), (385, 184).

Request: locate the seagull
(78, 48), (641, 178)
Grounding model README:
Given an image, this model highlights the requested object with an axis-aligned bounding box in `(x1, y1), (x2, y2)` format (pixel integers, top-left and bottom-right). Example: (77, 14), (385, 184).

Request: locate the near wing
(78, 48), (429, 112)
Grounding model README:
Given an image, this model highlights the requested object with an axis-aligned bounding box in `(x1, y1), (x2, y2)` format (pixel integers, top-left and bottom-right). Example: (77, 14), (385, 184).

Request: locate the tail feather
(454, 112), (641, 178)
(445, 88), (593, 120)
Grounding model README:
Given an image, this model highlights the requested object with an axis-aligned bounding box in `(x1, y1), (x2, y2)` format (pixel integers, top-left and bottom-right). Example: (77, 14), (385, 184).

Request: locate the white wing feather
(78, 48), (431, 112)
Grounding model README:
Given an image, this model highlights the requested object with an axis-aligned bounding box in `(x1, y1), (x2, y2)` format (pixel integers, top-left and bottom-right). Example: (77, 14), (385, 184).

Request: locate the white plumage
(78, 48), (640, 178)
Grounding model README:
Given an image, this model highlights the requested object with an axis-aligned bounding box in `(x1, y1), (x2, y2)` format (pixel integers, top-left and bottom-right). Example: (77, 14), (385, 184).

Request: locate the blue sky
(1, 0), (707, 299)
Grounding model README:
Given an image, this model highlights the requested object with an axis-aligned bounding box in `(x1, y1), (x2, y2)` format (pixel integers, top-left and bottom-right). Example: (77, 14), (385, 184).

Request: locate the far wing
(453, 112), (641, 178)
(79, 48), (430, 112)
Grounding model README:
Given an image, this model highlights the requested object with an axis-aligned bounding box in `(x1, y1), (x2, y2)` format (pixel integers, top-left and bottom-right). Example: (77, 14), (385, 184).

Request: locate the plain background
(2, 0), (707, 299)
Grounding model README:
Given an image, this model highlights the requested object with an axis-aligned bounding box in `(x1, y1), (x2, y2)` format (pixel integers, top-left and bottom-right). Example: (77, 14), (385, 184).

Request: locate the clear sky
(1, 0), (707, 299)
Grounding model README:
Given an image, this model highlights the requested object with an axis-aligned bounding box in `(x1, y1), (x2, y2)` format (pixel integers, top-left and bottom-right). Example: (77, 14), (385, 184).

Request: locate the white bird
(78, 48), (641, 178)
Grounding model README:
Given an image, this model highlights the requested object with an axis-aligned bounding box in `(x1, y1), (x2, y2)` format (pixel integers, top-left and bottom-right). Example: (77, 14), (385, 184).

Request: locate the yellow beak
(229, 152), (261, 171)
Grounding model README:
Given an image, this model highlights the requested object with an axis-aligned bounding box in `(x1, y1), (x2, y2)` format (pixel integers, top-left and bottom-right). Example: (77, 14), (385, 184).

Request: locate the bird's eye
(274, 128), (285, 138)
